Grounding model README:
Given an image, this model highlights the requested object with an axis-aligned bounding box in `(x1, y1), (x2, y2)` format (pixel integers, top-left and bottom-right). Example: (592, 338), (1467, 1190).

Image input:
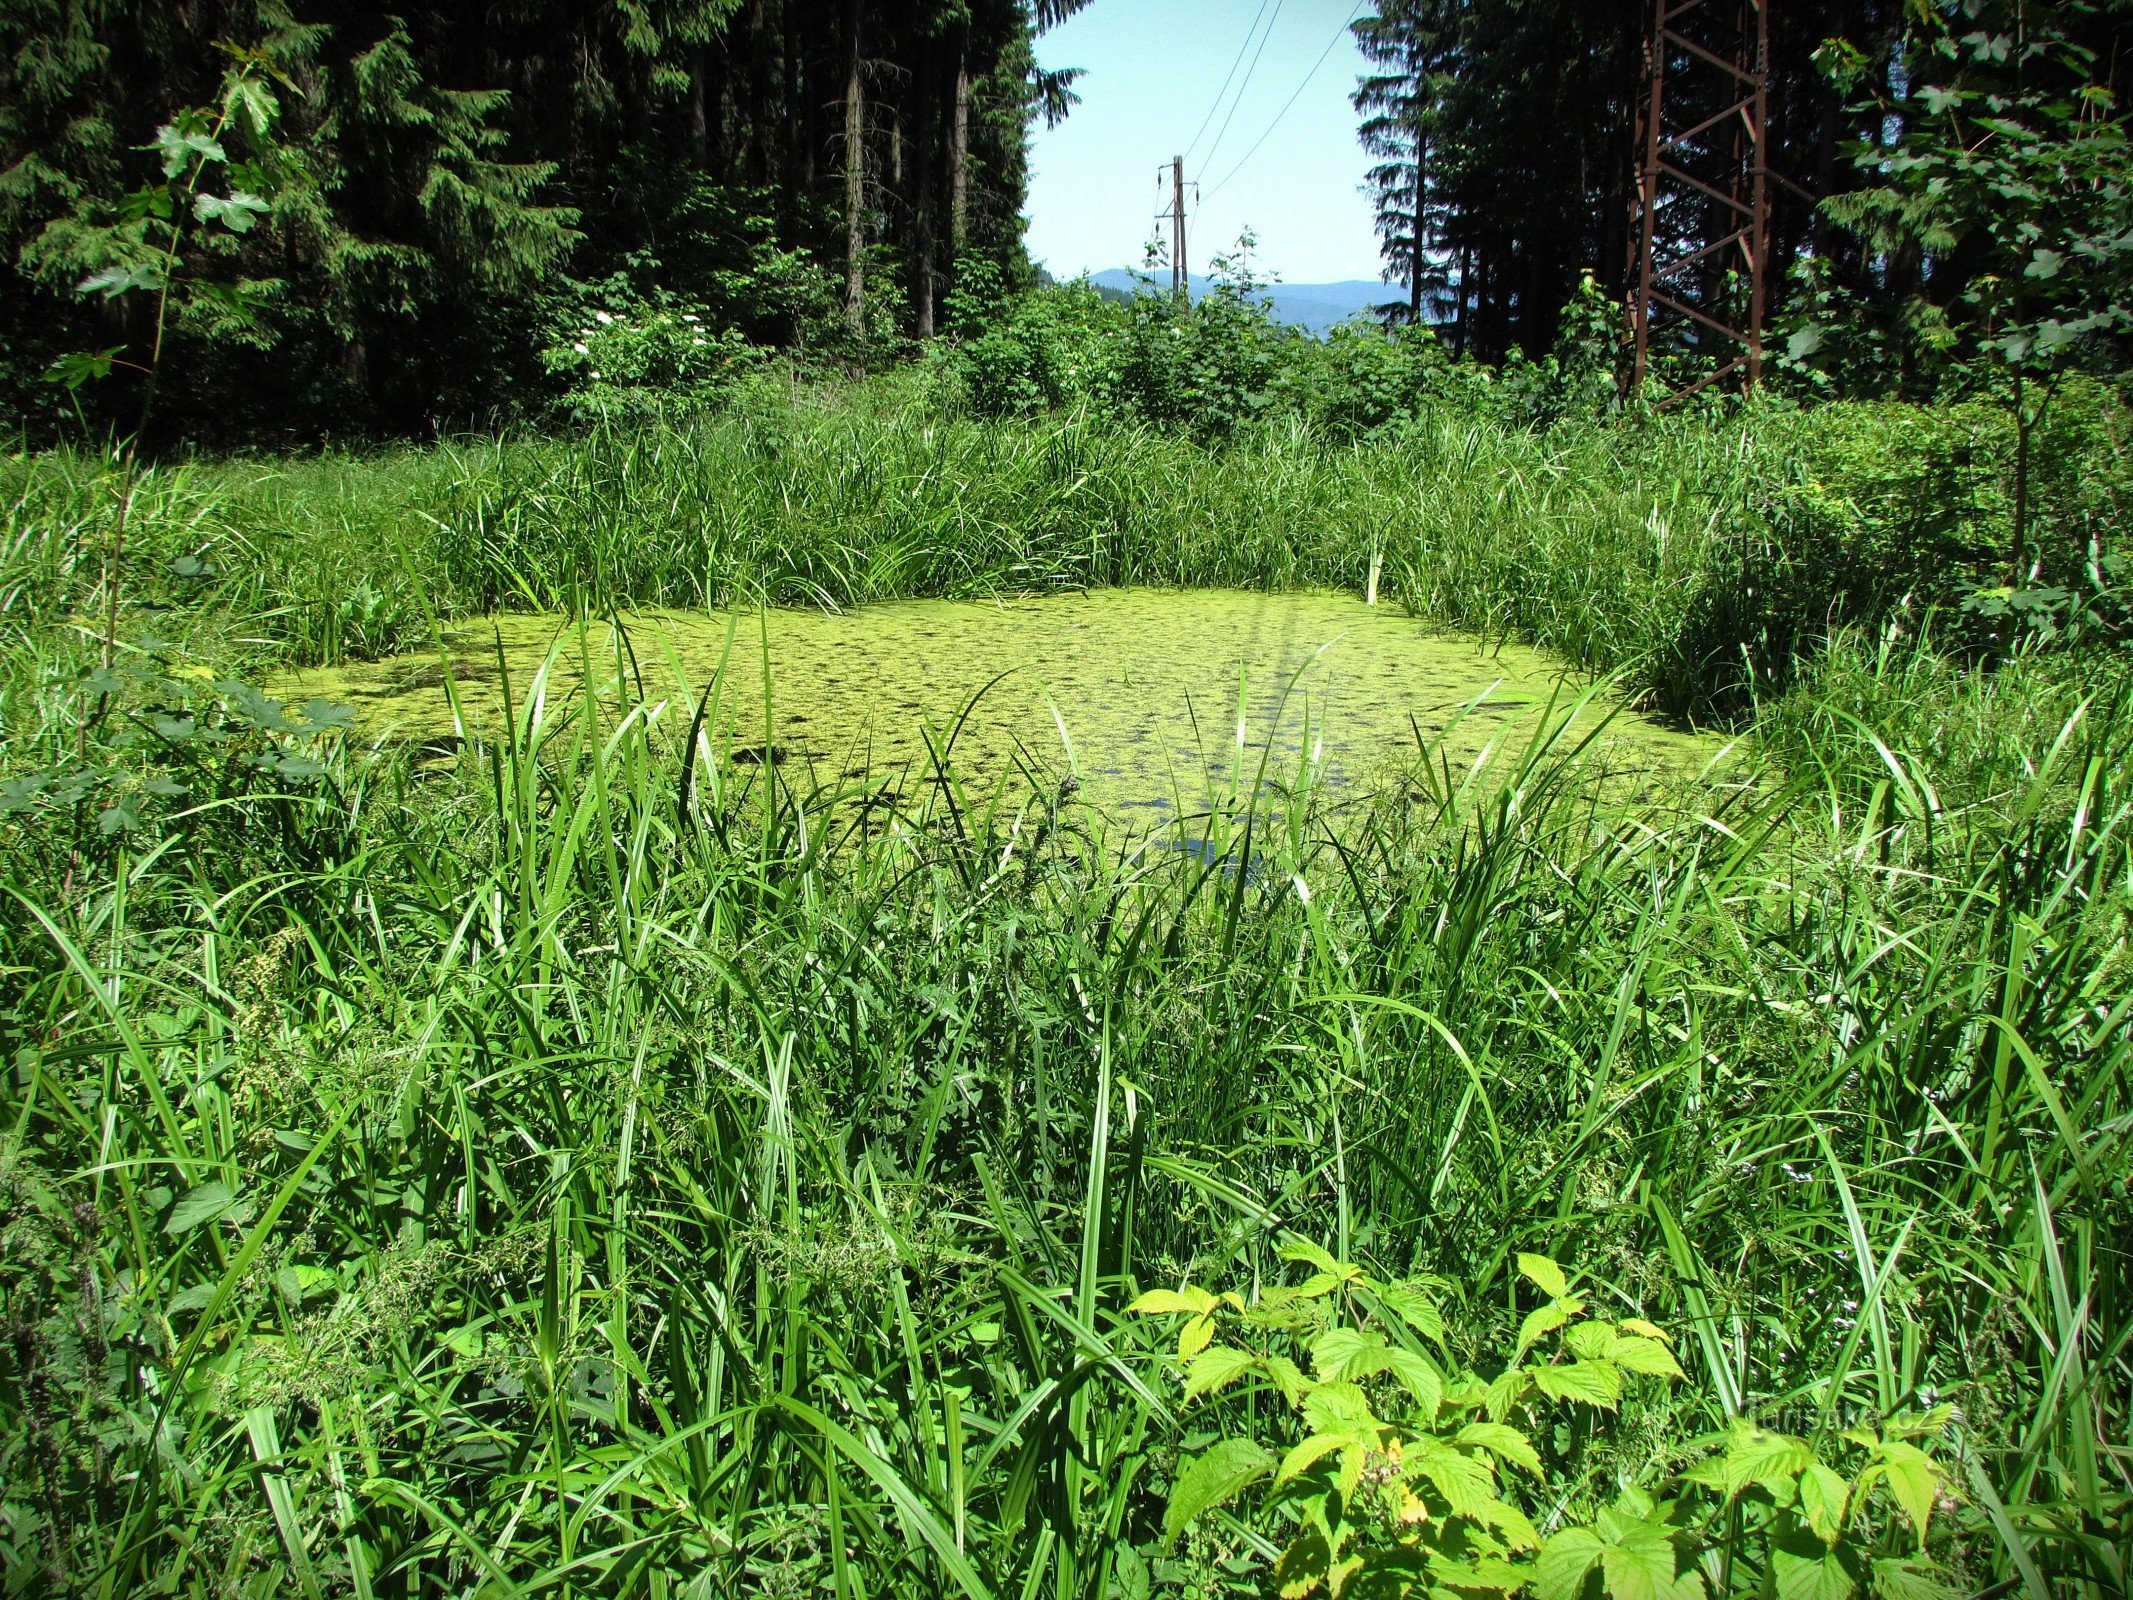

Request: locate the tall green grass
(7, 378), (2115, 718)
(0, 391), (2127, 1597)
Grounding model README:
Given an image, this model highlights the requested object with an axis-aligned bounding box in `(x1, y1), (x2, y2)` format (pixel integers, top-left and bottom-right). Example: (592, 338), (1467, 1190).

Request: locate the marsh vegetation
(2, 374), (2128, 1598)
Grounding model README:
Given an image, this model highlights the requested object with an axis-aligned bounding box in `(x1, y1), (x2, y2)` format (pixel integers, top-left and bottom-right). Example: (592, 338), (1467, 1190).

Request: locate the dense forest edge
(1, 1), (2130, 1598)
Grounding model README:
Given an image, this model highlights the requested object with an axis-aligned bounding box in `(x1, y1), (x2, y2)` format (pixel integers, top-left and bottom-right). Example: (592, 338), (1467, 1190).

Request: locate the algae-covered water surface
(287, 588), (1716, 818)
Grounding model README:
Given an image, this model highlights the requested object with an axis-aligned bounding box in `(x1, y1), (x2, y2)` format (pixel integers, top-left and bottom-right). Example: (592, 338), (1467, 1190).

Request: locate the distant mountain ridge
(1081, 269), (1392, 334)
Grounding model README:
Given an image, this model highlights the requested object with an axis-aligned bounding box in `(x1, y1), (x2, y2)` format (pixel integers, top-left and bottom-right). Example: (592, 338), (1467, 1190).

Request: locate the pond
(284, 588), (1722, 821)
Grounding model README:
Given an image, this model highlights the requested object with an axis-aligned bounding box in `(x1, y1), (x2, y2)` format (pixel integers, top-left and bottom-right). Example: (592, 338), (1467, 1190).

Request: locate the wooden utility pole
(1171, 154), (1188, 299)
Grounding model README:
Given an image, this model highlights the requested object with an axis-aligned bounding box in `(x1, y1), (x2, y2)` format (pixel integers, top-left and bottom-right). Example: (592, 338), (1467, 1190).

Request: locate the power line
(1202, 2), (1364, 202)
(1181, 0), (1276, 167)
(1198, 0), (1287, 177)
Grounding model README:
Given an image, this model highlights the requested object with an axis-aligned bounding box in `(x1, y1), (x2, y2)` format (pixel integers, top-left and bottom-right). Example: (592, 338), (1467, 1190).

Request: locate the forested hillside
(0, 0), (1083, 439)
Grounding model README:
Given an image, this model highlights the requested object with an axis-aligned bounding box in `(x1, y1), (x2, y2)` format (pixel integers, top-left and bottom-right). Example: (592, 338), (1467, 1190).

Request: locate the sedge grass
(0, 394), (2127, 1597)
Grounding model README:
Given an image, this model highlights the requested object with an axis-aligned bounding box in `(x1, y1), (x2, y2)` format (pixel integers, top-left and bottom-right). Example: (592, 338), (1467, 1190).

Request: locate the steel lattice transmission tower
(1626, 0), (1774, 402)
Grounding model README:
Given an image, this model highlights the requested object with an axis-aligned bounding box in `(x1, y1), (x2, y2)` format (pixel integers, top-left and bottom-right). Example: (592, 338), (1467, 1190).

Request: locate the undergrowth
(0, 391), (2126, 1598)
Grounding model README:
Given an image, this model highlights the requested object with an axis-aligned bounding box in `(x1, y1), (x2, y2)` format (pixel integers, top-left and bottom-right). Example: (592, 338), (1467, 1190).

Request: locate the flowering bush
(540, 283), (763, 421)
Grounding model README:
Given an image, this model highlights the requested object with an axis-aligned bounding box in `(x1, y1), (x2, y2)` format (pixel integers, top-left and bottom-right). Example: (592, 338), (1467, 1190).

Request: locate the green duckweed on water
(285, 587), (1728, 820)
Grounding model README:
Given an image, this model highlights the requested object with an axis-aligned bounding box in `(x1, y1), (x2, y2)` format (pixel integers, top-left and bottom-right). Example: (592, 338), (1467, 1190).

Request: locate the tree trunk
(688, 45), (710, 167)
(844, 0), (866, 332)
(913, 29), (939, 338)
(950, 23), (971, 252)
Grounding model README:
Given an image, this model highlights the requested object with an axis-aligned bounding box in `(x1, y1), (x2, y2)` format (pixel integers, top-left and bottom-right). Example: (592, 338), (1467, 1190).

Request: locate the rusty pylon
(1626, 0), (1772, 402)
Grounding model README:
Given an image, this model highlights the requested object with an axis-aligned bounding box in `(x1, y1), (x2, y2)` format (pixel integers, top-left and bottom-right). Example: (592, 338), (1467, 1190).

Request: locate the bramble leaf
(1517, 1298), (1574, 1355)
(1607, 1332), (1687, 1380)
(1773, 1543), (1856, 1600)
(1456, 1421), (1543, 1477)
(1798, 1462), (1851, 1545)
(1162, 1437), (1273, 1548)
(1128, 1287), (1219, 1316)
(1279, 1238), (1346, 1276)
(1178, 1311), (1216, 1360)
(1302, 1381), (1376, 1433)
(1532, 1359), (1623, 1409)
(1517, 1253), (1569, 1299)
(1276, 1431), (1348, 1485)
(1375, 1282), (1446, 1345)
(1868, 1557), (1961, 1600)
(1532, 1527), (1605, 1600)
(1311, 1326), (1394, 1383)
(1402, 1435), (1496, 1520)
(1273, 1526), (1333, 1599)
(1385, 1346), (1443, 1419)
(1869, 1440), (1942, 1544)
(1717, 1422), (1813, 1503)
(1183, 1344), (1256, 1400)
(1599, 1518), (1688, 1600)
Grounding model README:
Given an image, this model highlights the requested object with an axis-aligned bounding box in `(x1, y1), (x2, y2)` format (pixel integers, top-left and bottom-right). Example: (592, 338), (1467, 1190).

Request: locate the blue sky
(1026, 1), (1386, 287)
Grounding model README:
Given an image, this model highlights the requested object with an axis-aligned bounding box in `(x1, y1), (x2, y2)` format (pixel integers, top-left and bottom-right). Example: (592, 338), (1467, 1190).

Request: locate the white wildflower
(594, 310), (614, 325)
(572, 341), (588, 355)
(680, 313), (700, 323)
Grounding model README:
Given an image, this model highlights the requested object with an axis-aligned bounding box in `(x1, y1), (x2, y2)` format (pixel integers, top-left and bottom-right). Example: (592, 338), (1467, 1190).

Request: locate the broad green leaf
(1719, 1422), (1812, 1502)
(1401, 1435), (1497, 1519)
(1276, 1431), (1349, 1485)
(1516, 1253), (1569, 1299)
(167, 1181), (244, 1234)
(1871, 1440), (1941, 1543)
(1178, 1312), (1216, 1361)
(1273, 1527), (1333, 1599)
(1311, 1326), (1394, 1384)
(228, 77), (278, 138)
(1263, 1353), (1311, 1406)
(1128, 1287), (1216, 1316)
(1385, 1346), (1443, 1419)
(1375, 1282), (1445, 1345)
(1280, 1238), (1346, 1275)
(1517, 1299), (1573, 1355)
(1773, 1544), (1856, 1600)
(1598, 1519), (1683, 1600)
(78, 262), (166, 298)
(1302, 1381), (1377, 1433)
(1532, 1359), (1622, 1409)
(1456, 1421), (1542, 1477)
(1426, 1554), (1530, 1592)
(152, 123), (226, 177)
(1532, 1527), (1605, 1600)
(1798, 1462), (1850, 1545)
(1618, 1317), (1672, 1343)
(1484, 1367), (1528, 1422)
(1183, 1344), (1256, 1400)
(1868, 1558), (1961, 1600)
(1606, 1333), (1687, 1380)
(1162, 1438), (1273, 1548)
(193, 190), (269, 233)
(1473, 1495), (1542, 1551)
(1566, 1322), (1614, 1361)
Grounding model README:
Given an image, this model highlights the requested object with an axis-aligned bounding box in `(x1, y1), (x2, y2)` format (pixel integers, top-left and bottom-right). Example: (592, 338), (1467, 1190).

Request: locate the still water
(286, 588), (1717, 818)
